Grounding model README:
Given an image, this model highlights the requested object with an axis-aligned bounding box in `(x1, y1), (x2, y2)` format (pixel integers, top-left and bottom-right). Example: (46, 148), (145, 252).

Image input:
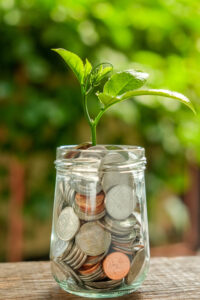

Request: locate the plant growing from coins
(52, 48), (195, 146)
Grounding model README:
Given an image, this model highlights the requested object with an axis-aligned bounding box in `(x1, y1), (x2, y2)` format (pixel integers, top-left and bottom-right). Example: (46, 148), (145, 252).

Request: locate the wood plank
(0, 257), (200, 299)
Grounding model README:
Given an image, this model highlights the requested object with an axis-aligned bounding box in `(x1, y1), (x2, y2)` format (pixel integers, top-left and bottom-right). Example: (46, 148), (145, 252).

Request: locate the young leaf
(119, 89), (196, 114)
(90, 63), (113, 87)
(103, 70), (149, 97)
(96, 92), (117, 106)
(52, 48), (85, 84)
(84, 58), (92, 80)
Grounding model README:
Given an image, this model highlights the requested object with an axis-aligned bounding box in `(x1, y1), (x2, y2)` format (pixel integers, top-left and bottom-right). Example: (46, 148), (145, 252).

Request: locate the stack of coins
(51, 145), (146, 291)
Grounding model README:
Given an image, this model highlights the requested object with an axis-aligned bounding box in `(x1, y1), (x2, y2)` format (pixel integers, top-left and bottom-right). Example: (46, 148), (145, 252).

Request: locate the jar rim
(55, 145), (146, 171)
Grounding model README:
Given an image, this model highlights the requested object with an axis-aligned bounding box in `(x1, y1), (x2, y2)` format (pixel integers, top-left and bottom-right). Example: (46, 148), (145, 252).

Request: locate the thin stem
(94, 108), (106, 127)
(91, 123), (97, 146)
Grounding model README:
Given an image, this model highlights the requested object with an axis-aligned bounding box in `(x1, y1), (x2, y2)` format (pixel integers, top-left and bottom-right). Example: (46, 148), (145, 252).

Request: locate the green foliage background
(0, 0), (199, 259)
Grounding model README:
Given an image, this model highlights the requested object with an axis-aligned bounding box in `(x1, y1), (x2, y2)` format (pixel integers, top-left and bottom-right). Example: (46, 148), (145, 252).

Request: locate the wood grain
(0, 257), (200, 300)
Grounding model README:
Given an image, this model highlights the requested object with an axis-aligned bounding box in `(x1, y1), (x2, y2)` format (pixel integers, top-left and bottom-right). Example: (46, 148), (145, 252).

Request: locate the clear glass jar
(50, 145), (150, 298)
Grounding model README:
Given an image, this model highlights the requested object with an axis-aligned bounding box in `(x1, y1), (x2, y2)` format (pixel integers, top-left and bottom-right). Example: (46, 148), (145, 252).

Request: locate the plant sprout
(52, 48), (195, 146)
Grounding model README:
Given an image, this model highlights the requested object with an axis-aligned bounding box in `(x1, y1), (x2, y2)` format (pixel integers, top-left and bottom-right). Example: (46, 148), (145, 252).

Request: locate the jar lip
(55, 145), (146, 168)
(57, 144), (145, 153)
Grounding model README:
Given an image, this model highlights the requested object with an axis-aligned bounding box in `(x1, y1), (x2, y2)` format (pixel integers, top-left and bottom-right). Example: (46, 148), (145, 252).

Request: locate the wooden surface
(0, 257), (200, 299)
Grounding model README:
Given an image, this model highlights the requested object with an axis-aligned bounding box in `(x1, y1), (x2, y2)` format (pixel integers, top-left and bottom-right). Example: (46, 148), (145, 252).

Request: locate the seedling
(52, 48), (195, 145)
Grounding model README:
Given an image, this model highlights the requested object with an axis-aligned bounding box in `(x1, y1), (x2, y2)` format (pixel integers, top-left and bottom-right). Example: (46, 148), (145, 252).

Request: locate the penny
(56, 207), (80, 241)
(75, 191), (104, 208)
(78, 262), (100, 275)
(103, 252), (130, 280)
(105, 185), (135, 220)
(125, 248), (146, 285)
(76, 222), (111, 256)
(73, 203), (106, 221)
(64, 142), (92, 158)
(77, 202), (105, 215)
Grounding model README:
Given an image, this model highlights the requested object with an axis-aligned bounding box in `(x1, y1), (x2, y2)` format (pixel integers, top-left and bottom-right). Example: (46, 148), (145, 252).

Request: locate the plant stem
(82, 86), (97, 145)
(91, 123), (97, 146)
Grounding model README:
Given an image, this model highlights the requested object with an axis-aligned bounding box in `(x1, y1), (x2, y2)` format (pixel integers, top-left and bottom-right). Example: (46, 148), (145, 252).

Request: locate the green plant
(52, 48), (195, 146)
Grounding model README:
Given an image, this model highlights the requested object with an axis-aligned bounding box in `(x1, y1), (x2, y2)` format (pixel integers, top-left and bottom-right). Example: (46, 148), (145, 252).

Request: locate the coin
(56, 207), (80, 241)
(75, 191), (105, 209)
(51, 261), (68, 281)
(78, 262), (100, 275)
(73, 253), (87, 270)
(102, 151), (127, 165)
(80, 145), (106, 159)
(85, 279), (122, 289)
(105, 185), (135, 220)
(125, 248), (146, 285)
(102, 172), (133, 193)
(60, 261), (83, 284)
(73, 203), (106, 221)
(50, 238), (73, 260)
(103, 252), (130, 280)
(71, 176), (102, 196)
(76, 222), (111, 256)
(64, 142), (92, 158)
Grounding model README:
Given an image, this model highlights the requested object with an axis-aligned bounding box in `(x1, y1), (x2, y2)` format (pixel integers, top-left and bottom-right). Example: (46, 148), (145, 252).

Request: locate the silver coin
(54, 179), (67, 217)
(80, 145), (107, 159)
(102, 172), (133, 193)
(71, 176), (102, 196)
(105, 214), (137, 229)
(60, 261), (83, 285)
(50, 238), (73, 260)
(102, 151), (127, 165)
(73, 254), (87, 270)
(125, 248), (146, 285)
(56, 207), (80, 241)
(76, 222), (111, 256)
(86, 279), (122, 289)
(51, 261), (68, 281)
(105, 185), (136, 220)
(66, 248), (82, 265)
(64, 244), (78, 261)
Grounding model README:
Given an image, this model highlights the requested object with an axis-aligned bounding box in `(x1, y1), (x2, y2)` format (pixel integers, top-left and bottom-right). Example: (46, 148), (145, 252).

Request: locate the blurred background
(0, 0), (199, 262)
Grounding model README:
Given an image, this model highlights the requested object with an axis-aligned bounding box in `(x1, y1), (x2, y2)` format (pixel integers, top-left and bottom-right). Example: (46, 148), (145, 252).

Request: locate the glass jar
(50, 145), (150, 298)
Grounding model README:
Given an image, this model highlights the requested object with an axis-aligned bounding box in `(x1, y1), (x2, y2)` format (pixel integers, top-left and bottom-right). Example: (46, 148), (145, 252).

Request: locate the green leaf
(97, 88), (195, 114)
(97, 92), (117, 106)
(119, 89), (196, 114)
(90, 63), (113, 87)
(52, 48), (85, 84)
(103, 70), (149, 97)
(84, 58), (92, 80)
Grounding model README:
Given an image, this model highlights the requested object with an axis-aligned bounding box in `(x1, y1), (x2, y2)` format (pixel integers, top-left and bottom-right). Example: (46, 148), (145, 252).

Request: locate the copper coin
(75, 191), (104, 208)
(78, 203), (105, 215)
(76, 198), (105, 213)
(78, 262), (100, 275)
(103, 252), (130, 280)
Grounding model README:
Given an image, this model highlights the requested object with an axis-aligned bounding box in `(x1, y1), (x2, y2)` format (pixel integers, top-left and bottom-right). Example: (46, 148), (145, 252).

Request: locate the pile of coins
(51, 144), (146, 292)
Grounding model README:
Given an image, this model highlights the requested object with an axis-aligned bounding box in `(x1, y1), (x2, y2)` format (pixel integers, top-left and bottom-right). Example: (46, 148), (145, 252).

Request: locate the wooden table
(0, 257), (200, 299)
